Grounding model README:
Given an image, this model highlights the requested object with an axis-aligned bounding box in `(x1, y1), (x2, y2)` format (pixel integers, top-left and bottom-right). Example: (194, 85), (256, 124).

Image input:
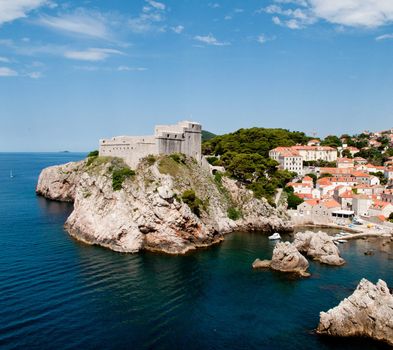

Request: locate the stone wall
(99, 121), (202, 168)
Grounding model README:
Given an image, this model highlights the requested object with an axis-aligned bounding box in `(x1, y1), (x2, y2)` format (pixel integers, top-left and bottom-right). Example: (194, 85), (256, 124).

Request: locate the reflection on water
(0, 153), (392, 350)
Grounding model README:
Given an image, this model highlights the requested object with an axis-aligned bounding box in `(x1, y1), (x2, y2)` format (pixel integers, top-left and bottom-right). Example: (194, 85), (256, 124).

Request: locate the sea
(0, 152), (392, 350)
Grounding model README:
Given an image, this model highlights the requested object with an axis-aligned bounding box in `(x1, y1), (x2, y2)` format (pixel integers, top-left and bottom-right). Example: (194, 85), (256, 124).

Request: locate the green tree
(321, 135), (342, 147)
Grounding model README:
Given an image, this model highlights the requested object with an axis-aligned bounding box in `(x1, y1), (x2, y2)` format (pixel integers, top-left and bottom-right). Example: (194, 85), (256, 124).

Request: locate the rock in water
(293, 231), (345, 266)
(317, 278), (393, 346)
(261, 241), (310, 277)
(36, 155), (293, 254)
(252, 259), (271, 269)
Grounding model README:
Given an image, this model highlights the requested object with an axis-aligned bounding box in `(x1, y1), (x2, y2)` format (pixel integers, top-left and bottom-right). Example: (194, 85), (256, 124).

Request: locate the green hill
(201, 130), (217, 142)
(202, 127), (311, 203)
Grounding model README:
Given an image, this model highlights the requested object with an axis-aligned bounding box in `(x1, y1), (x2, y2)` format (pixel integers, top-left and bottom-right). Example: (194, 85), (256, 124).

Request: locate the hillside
(202, 128), (311, 203)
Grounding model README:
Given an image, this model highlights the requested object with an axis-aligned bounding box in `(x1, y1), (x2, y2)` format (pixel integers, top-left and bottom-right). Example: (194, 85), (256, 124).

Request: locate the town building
(268, 147), (303, 174)
(269, 145), (337, 174)
(368, 201), (393, 218)
(352, 195), (373, 216)
(99, 121), (202, 168)
(337, 157), (354, 169)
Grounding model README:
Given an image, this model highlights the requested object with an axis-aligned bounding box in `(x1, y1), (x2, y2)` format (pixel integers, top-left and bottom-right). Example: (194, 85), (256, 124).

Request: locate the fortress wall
(156, 132), (184, 155)
(99, 121), (202, 168)
(99, 136), (157, 168)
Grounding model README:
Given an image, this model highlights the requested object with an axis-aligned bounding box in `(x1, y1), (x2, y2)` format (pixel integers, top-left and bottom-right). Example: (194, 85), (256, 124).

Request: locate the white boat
(10, 170), (14, 178)
(268, 232), (281, 240)
(337, 239), (348, 243)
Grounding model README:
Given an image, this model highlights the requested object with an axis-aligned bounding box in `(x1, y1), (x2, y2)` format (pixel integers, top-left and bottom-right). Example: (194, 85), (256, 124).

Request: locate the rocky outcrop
(317, 279), (393, 346)
(253, 241), (310, 277)
(36, 161), (84, 202)
(293, 231), (345, 266)
(36, 155), (292, 254)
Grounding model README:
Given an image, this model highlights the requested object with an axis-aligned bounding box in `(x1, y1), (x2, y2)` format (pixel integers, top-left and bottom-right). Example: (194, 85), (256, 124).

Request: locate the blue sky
(1, 0), (393, 151)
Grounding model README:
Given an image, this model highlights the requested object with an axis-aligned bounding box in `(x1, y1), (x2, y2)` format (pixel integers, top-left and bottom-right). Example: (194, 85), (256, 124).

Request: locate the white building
(269, 147), (303, 174)
(352, 195), (373, 216)
(292, 146), (338, 162)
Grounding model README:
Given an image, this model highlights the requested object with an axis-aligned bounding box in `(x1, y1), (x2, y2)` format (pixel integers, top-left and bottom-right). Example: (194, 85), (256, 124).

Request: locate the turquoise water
(0, 153), (392, 349)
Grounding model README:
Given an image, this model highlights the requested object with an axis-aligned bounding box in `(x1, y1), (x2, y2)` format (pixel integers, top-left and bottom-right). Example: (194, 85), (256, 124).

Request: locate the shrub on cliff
(181, 190), (203, 217)
(227, 207), (241, 220)
(112, 167), (135, 191)
(88, 150), (99, 157)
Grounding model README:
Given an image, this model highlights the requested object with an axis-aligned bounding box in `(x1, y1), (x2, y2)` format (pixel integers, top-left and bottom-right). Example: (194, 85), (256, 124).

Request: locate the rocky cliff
(36, 155), (292, 254)
(317, 278), (393, 346)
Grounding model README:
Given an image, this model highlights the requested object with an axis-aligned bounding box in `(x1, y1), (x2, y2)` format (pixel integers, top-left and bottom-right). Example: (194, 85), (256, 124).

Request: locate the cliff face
(317, 279), (393, 346)
(36, 156), (292, 254)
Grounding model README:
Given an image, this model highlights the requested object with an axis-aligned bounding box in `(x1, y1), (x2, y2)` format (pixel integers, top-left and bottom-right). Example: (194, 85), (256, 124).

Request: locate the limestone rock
(36, 161), (84, 202)
(36, 156), (293, 254)
(294, 231), (345, 266)
(252, 259), (271, 269)
(269, 241), (310, 276)
(317, 278), (393, 346)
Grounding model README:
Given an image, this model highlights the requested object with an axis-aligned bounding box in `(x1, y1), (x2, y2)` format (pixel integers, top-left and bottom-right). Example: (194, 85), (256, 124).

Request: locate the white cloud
(257, 34), (276, 44)
(194, 34), (230, 46)
(308, 0), (393, 28)
(0, 67), (18, 76)
(64, 48), (123, 61)
(208, 3), (220, 9)
(0, 0), (49, 25)
(171, 25), (184, 34)
(265, 0), (393, 29)
(146, 0), (165, 11)
(117, 65), (147, 71)
(0, 56), (10, 62)
(376, 33), (393, 41)
(38, 10), (111, 40)
(129, 0), (167, 33)
(224, 15), (232, 20)
(264, 4), (315, 29)
(27, 71), (42, 78)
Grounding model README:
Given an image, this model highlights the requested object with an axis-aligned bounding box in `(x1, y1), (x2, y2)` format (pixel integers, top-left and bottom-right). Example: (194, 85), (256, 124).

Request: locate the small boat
(10, 170), (14, 178)
(268, 232), (281, 240)
(337, 239), (348, 243)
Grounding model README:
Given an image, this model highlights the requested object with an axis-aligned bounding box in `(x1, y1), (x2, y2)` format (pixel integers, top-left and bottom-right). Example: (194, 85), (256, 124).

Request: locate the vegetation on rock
(202, 128), (305, 203)
(112, 167), (135, 191)
(181, 189), (203, 217)
(284, 186), (304, 209)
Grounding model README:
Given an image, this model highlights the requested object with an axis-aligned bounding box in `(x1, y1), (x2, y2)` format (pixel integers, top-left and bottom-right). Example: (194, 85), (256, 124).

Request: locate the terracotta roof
(351, 171), (370, 177)
(295, 193), (313, 199)
(317, 178), (332, 186)
(320, 167), (352, 174)
(321, 199), (341, 208)
(339, 191), (353, 199)
(303, 176), (313, 181)
(370, 200), (392, 210)
(303, 199), (320, 206)
(292, 145), (336, 151)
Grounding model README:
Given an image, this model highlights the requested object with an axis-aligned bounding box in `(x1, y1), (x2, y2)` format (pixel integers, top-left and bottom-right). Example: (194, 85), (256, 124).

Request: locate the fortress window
(167, 134), (170, 137)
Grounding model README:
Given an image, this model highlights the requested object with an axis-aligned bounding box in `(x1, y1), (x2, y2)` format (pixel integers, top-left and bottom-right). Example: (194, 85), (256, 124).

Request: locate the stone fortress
(99, 121), (202, 168)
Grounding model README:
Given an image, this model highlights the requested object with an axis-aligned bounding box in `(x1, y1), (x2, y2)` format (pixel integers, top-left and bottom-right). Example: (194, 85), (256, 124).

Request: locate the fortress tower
(99, 121), (202, 168)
